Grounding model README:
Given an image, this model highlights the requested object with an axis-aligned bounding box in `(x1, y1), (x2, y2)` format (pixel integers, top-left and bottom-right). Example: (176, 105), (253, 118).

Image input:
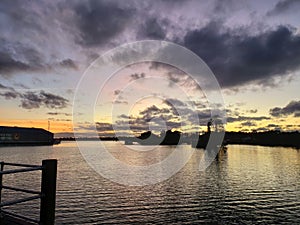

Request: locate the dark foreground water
(1, 142), (299, 224)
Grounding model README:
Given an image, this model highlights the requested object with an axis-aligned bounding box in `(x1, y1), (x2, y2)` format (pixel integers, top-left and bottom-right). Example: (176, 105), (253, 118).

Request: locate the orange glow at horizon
(0, 119), (73, 133)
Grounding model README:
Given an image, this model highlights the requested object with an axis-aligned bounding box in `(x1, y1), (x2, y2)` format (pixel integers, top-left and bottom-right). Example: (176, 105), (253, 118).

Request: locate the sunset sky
(0, 0), (299, 137)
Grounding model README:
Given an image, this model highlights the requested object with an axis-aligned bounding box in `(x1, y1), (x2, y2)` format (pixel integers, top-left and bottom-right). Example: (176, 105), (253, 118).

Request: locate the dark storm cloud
(0, 84), (20, 99)
(159, 0), (187, 4)
(130, 73), (145, 81)
(196, 109), (212, 120)
(118, 114), (130, 119)
(0, 39), (43, 74)
(0, 0), (79, 76)
(269, 100), (300, 117)
(227, 115), (270, 123)
(47, 112), (72, 116)
(0, 83), (9, 89)
(255, 127), (269, 132)
(167, 74), (180, 83)
(20, 91), (68, 109)
(162, 99), (225, 127)
(0, 91), (20, 99)
(0, 0), (48, 75)
(148, 62), (194, 88)
(121, 102), (222, 132)
(266, 124), (281, 129)
(247, 109), (258, 114)
(183, 22), (300, 88)
(139, 105), (172, 118)
(213, 0), (244, 15)
(0, 39), (78, 75)
(267, 0), (300, 16)
(74, 0), (133, 46)
(138, 18), (167, 40)
(0, 83), (69, 109)
(112, 104), (184, 133)
(188, 108), (227, 127)
(59, 59), (78, 70)
(0, 51), (29, 73)
(96, 122), (114, 132)
(114, 100), (128, 105)
(241, 121), (256, 127)
(163, 98), (186, 107)
(113, 89), (127, 102)
(114, 90), (121, 95)
(2, 0), (300, 91)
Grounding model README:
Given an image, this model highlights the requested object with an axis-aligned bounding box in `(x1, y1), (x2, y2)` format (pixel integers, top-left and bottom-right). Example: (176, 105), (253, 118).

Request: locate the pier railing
(0, 159), (57, 225)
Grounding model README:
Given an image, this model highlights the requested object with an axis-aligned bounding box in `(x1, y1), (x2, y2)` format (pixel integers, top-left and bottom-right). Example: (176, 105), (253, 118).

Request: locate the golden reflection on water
(1, 142), (300, 224)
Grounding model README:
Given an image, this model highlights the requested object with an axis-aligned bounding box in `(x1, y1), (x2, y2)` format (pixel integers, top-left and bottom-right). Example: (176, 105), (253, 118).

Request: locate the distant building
(0, 126), (55, 146)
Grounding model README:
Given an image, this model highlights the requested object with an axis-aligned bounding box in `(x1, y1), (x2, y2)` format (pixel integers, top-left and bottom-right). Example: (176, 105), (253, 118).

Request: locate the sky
(0, 0), (299, 137)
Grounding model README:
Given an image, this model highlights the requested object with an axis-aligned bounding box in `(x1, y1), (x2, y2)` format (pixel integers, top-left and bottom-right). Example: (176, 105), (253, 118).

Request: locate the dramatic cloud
(111, 104), (184, 134)
(163, 98), (186, 107)
(0, 84), (68, 109)
(1, 0), (300, 90)
(0, 38), (77, 75)
(20, 91), (68, 109)
(227, 115), (270, 123)
(138, 18), (167, 39)
(114, 90), (121, 95)
(1, 0), (300, 134)
(0, 39), (42, 74)
(269, 100), (300, 117)
(114, 100), (128, 105)
(59, 59), (78, 70)
(0, 83), (10, 89)
(241, 121), (257, 127)
(47, 112), (72, 116)
(267, 0), (300, 16)
(183, 23), (300, 88)
(96, 122), (114, 132)
(138, 105), (174, 121)
(266, 124), (282, 130)
(0, 91), (20, 99)
(247, 109), (258, 114)
(0, 0), (80, 76)
(111, 98), (225, 134)
(148, 62), (196, 88)
(130, 73), (146, 81)
(74, 0), (133, 46)
(0, 83), (21, 99)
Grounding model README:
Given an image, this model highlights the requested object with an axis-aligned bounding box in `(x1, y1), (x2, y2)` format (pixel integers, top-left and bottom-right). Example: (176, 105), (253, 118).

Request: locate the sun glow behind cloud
(90, 61), (212, 136)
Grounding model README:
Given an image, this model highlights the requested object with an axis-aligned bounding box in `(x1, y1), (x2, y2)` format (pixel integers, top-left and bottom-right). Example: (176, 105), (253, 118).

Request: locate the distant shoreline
(54, 131), (300, 149)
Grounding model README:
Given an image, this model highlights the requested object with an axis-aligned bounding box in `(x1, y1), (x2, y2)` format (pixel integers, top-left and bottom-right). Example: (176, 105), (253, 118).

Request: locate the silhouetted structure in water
(207, 119), (212, 133)
(161, 130), (181, 145)
(223, 131), (300, 148)
(192, 133), (210, 148)
(136, 130), (181, 145)
(193, 131), (300, 149)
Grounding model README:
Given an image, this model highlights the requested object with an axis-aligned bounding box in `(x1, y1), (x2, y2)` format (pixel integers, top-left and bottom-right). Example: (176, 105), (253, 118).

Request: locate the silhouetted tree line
(223, 131), (300, 148)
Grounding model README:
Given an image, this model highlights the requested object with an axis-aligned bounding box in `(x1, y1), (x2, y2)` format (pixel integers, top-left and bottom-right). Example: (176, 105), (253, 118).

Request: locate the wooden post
(40, 159), (57, 225)
(0, 161), (4, 206)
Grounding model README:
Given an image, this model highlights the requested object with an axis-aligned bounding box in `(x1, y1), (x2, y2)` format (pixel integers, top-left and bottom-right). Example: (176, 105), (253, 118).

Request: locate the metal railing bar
(2, 162), (41, 168)
(1, 185), (41, 195)
(0, 209), (39, 224)
(0, 195), (41, 207)
(0, 159), (57, 225)
(0, 167), (42, 175)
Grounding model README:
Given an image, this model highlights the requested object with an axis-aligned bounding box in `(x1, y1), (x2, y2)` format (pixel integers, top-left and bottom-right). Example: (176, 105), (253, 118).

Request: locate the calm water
(1, 142), (300, 224)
